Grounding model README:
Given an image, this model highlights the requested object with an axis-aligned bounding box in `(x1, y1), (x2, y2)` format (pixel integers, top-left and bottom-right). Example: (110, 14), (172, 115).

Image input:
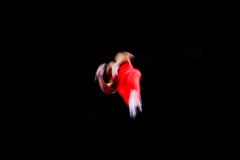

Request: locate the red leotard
(116, 59), (141, 107)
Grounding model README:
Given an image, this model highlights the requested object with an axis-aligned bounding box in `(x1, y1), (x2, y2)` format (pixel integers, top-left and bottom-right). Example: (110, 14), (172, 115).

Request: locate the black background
(18, 1), (239, 159)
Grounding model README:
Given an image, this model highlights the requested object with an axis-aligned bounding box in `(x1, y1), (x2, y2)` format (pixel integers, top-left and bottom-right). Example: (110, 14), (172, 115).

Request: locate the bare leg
(128, 70), (142, 118)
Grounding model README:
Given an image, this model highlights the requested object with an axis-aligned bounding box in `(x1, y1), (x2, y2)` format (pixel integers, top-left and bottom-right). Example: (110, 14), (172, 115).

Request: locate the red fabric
(116, 60), (141, 107)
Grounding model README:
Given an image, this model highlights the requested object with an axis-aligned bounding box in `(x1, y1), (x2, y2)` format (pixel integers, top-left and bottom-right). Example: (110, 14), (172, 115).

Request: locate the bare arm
(98, 75), (117, 95)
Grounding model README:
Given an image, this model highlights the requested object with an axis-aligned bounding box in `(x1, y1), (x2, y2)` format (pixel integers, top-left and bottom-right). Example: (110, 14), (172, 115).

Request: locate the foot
(129, 90), (142, 118)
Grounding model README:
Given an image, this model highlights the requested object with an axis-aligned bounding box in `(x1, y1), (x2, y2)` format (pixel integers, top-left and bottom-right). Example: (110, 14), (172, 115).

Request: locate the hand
(111, 62), (120, 79)
(94, 63), (106, 82)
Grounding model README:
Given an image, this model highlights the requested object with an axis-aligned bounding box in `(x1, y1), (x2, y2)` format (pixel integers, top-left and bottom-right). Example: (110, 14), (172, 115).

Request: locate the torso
(118, 59), (133, 81)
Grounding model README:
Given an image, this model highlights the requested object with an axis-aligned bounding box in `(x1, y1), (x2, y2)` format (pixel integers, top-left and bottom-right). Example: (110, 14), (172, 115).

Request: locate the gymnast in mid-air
(95, 51), (142, 118)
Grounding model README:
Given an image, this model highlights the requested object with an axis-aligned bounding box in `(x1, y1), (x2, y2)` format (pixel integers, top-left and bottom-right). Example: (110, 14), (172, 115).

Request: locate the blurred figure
(95, 51), (142, 118)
